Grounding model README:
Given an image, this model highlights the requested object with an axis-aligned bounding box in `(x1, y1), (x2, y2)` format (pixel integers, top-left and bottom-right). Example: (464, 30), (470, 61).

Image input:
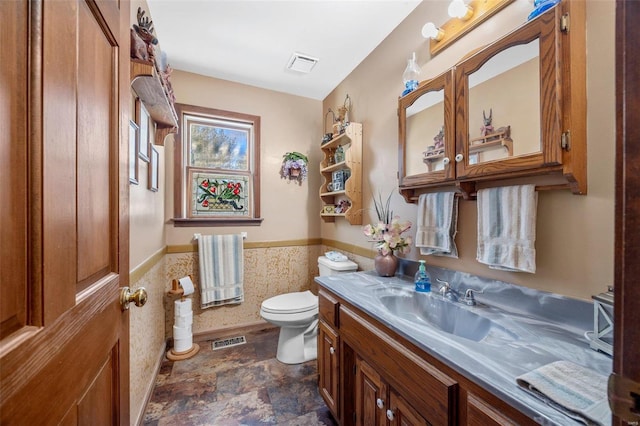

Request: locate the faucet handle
(436, 279), (450, 293)
(463, 288), (483, 306)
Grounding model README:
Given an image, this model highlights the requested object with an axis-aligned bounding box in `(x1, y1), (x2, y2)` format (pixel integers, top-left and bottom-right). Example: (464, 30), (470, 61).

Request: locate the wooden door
(611, 0), (640, 424)
(355, 357), (387, 426)
(318, 320), (340, 419)
(0, 0), (131, 423)
(389, 390), (429, 426)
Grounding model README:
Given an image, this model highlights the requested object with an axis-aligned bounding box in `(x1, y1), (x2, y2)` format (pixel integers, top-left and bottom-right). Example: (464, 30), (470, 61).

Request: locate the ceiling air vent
(287, 52), (319, 73)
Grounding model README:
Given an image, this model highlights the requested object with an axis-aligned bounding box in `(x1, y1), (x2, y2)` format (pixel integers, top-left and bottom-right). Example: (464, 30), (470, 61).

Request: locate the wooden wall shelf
(130, 59), (178, 145)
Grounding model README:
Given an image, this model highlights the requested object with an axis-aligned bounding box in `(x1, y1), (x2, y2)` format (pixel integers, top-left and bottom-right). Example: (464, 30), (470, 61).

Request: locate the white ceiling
(146, 0), (422, 100)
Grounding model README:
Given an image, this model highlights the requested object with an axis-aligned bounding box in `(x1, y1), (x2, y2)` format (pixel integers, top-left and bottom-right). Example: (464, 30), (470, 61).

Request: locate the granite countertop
(315, 270), (612, 426)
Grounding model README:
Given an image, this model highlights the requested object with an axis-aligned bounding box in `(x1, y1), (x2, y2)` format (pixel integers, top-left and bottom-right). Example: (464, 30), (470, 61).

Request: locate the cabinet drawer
(465, 392), (535, 426)
(319, 289), (339, 328)
(340, 305), (458, 425)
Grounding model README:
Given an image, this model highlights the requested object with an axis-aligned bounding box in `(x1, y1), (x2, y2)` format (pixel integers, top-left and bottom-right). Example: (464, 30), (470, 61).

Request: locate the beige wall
(323, 0), (615, 301)
(164, 70), (323, 244)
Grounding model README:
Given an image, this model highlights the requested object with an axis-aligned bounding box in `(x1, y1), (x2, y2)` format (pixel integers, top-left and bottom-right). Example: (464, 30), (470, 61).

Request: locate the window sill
(172, 218), (264, 227)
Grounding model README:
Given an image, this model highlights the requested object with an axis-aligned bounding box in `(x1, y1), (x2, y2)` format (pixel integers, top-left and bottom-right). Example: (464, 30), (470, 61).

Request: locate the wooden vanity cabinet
(356, 357), (428, 426)
(317, 287), (539, 426)
(319, 320), (340, 419)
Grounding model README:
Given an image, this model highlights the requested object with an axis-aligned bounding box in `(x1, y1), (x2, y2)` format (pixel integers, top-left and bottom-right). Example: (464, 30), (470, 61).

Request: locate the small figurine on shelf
(131, 7), (158, 61)
(334, 146), (345, 164)
(481, 109), (495, 136)
(335, 200), (351, 214)
(433, 125), (445, 151)
(337, 94), (352, 128)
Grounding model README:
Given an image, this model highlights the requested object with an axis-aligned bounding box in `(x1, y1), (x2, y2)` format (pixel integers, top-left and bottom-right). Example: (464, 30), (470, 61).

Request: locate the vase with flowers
(280, 152), (308, 185)
(363, 192), (412, 277)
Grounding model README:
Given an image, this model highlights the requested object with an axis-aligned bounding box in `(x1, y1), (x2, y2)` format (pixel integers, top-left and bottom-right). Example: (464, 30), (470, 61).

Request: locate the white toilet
(260, 255), (357, 364)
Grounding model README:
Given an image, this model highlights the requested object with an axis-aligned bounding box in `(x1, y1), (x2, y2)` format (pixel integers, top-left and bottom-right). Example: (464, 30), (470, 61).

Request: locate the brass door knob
(120, 286), (147, 310)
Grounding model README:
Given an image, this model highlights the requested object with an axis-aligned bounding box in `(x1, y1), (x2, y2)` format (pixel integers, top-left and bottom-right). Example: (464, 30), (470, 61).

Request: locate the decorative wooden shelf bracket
(130, 59), (179, 145)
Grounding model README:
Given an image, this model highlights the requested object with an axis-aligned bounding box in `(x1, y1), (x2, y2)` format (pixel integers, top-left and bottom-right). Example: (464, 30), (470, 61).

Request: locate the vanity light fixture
(422, 22), (445, 42)
(425, 0), (515, 57)
(448, 0), (474, 20)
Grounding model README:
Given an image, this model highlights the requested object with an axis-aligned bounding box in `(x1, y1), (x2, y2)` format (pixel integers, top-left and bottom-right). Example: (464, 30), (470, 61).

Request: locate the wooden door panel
(1, 278), (121, 423)
(78, 347), (117, 424)
(42, 0), (79, 323)
(1, 0), (130, 423)
(77, 0), (116, 288)
(0, 0), (28, 339)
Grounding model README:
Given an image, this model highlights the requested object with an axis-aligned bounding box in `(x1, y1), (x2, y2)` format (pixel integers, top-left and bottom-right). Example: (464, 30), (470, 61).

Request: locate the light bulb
(448, 0), (474, 20)
(421, 22), (445, 41)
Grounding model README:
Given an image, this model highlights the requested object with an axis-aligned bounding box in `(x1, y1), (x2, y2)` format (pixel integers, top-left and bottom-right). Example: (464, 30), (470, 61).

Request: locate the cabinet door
(466, 393), (519, 426)
(355, 357), (388, 426)
(389, 390), (429, 426)
(398, 69), (456, 191)
(454, 7), (560, 181)
(319, 320), (340, 419)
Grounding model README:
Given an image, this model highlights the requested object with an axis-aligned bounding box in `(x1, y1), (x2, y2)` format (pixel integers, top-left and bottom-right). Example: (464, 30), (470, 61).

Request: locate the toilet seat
(261, 291), (318, 315)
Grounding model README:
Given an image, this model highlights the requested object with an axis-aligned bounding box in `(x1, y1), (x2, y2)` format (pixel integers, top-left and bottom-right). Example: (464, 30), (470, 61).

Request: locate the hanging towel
(476, 185), (537, 273)
(516, 360), (611, 426)
(198, 234), (244, 308)
(415, 192), (459, 258)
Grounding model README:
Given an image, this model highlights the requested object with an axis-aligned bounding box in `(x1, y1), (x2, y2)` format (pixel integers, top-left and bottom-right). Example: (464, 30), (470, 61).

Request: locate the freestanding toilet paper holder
(166, 275), (200, 361)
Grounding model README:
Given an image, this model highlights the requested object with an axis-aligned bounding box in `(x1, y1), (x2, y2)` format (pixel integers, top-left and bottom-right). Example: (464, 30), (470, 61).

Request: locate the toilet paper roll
(174, 336), (193, 353)
(173, 324), (192, 339)
(175, 311), (193, 328)
(175, 298), (192, 316)
(178, 276), (195, 296)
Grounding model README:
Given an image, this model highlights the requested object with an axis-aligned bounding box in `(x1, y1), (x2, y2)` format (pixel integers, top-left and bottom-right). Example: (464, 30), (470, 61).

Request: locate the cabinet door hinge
(561, 131), (571, 151)
(608, 372), (640, 422)
(353, 365), (357, 375)
(561, 13), (570, 33)
(353, 411), (357, 423)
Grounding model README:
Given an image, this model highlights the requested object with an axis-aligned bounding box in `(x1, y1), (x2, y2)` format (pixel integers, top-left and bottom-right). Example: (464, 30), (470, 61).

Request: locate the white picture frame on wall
(136, 99), (150, 163)
(129, 120), (139, 185)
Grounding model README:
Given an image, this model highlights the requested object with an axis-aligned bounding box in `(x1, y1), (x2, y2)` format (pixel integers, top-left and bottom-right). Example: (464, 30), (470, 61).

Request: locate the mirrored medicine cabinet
(398, 0), (586, 202)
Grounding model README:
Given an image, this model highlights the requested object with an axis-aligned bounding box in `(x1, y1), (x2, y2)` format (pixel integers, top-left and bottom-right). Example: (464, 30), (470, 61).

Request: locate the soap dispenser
(414, 260), (431, 293)
(402, 52), (421, 97)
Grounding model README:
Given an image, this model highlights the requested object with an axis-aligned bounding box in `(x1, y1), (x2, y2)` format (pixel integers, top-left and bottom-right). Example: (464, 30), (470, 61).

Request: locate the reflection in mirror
(467, 39), (540, 164)
(405, 89), (445, 176)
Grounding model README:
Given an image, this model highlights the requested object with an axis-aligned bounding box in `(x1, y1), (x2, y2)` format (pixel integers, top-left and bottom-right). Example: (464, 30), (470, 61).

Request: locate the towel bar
(193, 232), (247, 241)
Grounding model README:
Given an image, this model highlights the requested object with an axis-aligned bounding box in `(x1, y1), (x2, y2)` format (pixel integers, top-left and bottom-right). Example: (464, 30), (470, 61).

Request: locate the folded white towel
(415, 192), (458, 258)
(198, 234), (244, 309)
(516, 360), (611, 425)
(476, 185), (537, 273)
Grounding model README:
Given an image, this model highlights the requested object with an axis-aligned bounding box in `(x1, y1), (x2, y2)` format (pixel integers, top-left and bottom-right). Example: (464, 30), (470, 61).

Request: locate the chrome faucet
(436, 279), (458, 301)
(462, 288), (484, 306)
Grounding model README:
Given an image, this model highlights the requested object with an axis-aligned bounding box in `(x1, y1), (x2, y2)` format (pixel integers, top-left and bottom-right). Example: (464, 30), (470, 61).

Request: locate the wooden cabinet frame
(398, 0), (586, 202)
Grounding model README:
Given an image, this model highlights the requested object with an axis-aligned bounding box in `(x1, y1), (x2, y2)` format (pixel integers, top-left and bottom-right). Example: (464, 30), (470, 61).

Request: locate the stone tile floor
(143, 327), (338, 425)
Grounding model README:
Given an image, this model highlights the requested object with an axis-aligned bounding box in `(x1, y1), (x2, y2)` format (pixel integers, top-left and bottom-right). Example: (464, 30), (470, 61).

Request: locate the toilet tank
(318, 256), (358, 276)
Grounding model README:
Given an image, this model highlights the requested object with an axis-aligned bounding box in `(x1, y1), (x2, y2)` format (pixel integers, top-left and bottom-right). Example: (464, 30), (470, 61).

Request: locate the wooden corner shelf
(319, 123), (362, 225)
(130, 59), (178, 145)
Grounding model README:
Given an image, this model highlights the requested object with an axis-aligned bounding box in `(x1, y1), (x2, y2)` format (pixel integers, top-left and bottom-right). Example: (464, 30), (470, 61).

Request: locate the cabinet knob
(442, 157), (450, 165)
(386, 409), (395, 421)
(376, 398), (385, 409)
(329, 346), (335, 355)
(455, 153), (464, 163)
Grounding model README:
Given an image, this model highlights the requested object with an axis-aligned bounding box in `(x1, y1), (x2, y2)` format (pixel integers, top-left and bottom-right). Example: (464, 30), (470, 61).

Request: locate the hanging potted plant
(281, 152), (309, 184)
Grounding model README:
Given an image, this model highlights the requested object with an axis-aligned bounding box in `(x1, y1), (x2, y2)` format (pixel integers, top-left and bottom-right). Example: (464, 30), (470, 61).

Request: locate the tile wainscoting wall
(130, 241), (377, 424)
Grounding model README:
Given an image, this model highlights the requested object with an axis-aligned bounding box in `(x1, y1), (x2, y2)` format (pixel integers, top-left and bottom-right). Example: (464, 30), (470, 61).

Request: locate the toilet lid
(261, 291), (318, 314)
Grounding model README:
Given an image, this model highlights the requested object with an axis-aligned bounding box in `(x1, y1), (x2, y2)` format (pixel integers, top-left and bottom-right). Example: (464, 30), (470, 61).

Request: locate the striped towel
(198, 234), (244, 308)
(516, 360), (611, 425)
(476, 185), (537, 273)
(415, 192), (459, 258)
